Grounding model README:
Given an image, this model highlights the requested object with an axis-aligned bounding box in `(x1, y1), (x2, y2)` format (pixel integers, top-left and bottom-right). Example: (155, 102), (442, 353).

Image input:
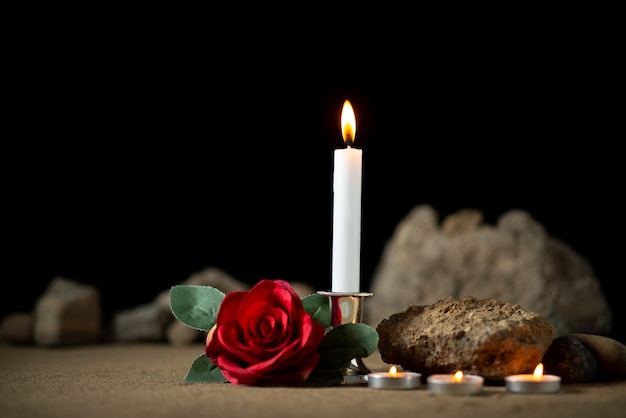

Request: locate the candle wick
(344, 132), (355, 148)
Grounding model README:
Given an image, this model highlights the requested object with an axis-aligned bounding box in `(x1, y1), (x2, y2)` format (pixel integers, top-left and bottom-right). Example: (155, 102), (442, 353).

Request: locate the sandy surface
(1, 343), (625, 418)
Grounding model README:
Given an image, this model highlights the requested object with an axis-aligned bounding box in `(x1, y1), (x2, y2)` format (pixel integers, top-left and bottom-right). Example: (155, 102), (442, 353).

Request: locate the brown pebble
(542, 335), (598, 382)
(570, 333), (626, 379)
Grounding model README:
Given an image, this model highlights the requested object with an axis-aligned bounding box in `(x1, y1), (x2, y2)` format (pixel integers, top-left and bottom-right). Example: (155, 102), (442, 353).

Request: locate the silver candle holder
(317, 291), (374, 384)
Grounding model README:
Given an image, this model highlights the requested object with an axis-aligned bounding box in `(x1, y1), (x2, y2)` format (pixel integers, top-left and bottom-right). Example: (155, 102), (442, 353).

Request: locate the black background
(4, 13), (623, 342)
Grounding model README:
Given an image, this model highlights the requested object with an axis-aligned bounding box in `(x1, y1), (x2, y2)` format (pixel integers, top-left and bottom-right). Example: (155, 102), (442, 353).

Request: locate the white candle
(427, 371), (484, 395)
(368, 366), (421, 390)
(331, 100), (362, 293)
(505, 363), (561, 393)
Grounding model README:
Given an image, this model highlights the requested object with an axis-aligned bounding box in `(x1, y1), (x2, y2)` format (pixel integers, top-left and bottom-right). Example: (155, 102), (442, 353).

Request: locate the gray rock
(164, 267), (251, 345)
(367, 205), (612, 337)
(111, 266), (242, 343)
(288, 281), (316, 298)
(33, 276), (102, 346)
(178, 266), (251, 292)
(111, 266), (322, 345)
(376, 296), (556, 382)
(113, 303), (171, 342)
(111, 266), (251, 344)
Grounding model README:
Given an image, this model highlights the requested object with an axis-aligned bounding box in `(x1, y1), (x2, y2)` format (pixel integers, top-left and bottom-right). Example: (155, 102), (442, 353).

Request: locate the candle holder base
(317, 291), (374, 385)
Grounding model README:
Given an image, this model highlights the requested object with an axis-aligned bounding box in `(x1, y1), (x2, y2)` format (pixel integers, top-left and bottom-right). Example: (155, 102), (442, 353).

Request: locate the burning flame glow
(533, 363), (544, 380)
(341, 100), (356, 147)
(388, 366), (398, 377)
(452, 370), (464, 383)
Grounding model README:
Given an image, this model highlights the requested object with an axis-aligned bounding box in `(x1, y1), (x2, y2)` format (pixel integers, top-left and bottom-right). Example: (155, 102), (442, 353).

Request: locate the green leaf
(301, 293), (331, 328)
(316, 323), (379, 369)
(169, 285), (225, 331)
(184, 353), (228, 383)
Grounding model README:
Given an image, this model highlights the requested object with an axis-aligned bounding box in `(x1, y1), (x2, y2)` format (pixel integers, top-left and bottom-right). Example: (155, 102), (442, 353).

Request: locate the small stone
(0, 313), (34, 344)
(570, 333), (626, 379)
(113, 304), (171, 342)
(542, 335), (598, 383)
(33, 277), (101, 346)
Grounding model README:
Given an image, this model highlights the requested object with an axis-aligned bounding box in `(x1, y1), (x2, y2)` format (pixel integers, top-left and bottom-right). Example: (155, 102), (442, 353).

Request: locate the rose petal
(216, 291), (247, 324)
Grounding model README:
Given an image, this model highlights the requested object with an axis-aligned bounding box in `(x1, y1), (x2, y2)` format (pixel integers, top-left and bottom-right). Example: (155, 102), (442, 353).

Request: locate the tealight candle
(505, 363), (561, 393)
(368, 366), (421, 390)
(427, 371), (484, 395)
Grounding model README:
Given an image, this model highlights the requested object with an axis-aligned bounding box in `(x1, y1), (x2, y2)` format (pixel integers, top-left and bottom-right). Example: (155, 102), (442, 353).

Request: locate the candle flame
(388, 366), (398, 377)
(533, 363), (544, 380)
(341, 100), (356, 147)
(452, 370), (464, 383)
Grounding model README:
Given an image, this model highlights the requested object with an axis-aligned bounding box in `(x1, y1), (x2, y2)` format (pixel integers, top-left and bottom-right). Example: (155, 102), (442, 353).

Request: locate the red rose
(205, 279), (326, 385)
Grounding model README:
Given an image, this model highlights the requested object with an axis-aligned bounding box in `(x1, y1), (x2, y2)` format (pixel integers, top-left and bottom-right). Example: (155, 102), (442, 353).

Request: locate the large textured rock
(376, 296), (555, 382)
(367, 205), (612, 337)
